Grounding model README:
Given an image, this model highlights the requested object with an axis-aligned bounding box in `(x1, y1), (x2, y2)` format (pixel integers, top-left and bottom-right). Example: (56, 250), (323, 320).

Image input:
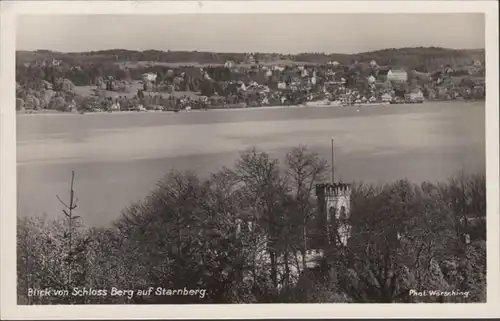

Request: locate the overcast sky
(16, 14), (485, 54)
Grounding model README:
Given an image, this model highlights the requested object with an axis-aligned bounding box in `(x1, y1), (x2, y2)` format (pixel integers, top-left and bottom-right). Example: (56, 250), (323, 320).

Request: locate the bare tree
(55, 171), (91, 303)
(56, 171), (79, 289)
(284, 145), (328, 269)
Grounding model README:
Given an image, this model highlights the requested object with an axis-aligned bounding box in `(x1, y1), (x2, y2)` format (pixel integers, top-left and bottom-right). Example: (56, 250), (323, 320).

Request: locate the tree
(284, 146), (328, 269)
(54, 171), (91, 303)
(334, 180), (459, 302)
(230, 147), (289, 292)
(17, 171), (91, 304)
(16, 145), (486, 304)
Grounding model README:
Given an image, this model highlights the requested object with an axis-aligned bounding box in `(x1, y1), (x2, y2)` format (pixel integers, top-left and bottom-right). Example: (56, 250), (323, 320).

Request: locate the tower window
(340, 205), (346, 220)
(328, 206), (336, 223)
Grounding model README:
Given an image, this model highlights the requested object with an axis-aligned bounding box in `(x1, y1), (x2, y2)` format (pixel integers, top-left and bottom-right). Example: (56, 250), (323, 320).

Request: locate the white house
(51, 58), (62, 66)
(387, 70), (408, 82)
(409, 91), (424, 102)
(327, 61), (340, 66)
(142, 73), (158, 83)
(224, 60), (236, 68)
(277, 82), (287, 90)
(110, 102), (120, 111)
(325, 70), (335, 77)
(444, 66), (454, 74)
(367, 75), (376, 84)
(369, 60), (378, 68)
(237, 81), (247, 91)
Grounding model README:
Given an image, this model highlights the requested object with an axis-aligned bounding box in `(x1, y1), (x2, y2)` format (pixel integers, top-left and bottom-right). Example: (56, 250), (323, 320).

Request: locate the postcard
(0, 1), (499, 319)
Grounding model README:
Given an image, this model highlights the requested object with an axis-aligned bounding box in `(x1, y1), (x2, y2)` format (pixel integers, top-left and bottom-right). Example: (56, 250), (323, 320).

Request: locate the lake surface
(17, 102), (486, 227)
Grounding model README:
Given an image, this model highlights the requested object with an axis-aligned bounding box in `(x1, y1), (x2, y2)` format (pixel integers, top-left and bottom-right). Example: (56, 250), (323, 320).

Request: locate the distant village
(16, 51), (486, 113)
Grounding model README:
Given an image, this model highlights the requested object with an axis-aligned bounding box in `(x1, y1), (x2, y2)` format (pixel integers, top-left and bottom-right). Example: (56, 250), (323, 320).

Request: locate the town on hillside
(15, 48), (485, 113)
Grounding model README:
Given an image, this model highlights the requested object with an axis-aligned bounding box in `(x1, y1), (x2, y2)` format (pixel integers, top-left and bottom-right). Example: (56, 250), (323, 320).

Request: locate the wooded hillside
(17, 47), (485, 72)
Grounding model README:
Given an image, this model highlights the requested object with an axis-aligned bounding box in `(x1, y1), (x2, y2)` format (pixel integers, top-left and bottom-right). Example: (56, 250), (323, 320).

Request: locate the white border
(1, 1), (499, 319)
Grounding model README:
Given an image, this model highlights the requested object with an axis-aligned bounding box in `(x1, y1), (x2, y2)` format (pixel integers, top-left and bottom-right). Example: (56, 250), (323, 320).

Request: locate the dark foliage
(17, 147), (486, 304)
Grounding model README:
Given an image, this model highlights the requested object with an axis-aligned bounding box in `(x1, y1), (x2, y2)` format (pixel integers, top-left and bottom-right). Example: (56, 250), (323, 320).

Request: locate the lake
(17, 101), (485, 227)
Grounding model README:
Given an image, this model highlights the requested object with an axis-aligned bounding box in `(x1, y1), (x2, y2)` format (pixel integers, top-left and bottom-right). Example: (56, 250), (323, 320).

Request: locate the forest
(17, 47), (485, 70)
(17, 146), (486, 304)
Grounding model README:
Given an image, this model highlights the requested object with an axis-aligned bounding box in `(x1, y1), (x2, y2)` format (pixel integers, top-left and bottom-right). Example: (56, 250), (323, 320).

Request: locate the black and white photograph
(1, 1), (499, 319)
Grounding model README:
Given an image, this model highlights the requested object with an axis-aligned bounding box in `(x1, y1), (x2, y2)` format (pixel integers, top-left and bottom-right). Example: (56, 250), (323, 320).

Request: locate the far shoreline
(15, 103), (346, 117)
(15, 100), (484, 117)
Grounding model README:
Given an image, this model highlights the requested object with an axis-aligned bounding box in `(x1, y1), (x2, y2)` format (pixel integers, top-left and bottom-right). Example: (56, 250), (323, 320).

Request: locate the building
(236, 81), (247, 91)
(235, 219), (326, 288)
(277, 81), (287, 90)
(326, 61), (340, 67)
(224, 60), (236, 68)
(110, 102), (121, 111)
(406, 91), (424, 103)
(315, 183), (352, 246)
(376, 67), (408, 83)
(387, 69), (408, 82)
(381, 93), (393, 102)
(70, 99), (78, 109)
(51, 58), (62, 66)
(232, 155), (353, 287)
(367, 75), (376, 84)
(235, 182), (353, 287)
(142, 73), (158, 83)
(376, 67), (391, 81)
(443, 65), (454, 75)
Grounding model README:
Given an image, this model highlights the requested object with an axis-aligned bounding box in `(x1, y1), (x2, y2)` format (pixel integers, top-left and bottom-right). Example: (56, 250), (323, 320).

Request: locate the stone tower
(315, 183), (352, 246)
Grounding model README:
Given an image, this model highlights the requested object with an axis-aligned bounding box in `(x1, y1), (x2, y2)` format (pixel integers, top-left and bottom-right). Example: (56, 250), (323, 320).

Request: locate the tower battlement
(315, 182), (352, 246)
(315, 183), (352, 197)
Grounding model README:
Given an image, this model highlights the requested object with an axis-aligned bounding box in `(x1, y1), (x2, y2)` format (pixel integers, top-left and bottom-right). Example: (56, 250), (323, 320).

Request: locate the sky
(16, 14), (485, 54)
